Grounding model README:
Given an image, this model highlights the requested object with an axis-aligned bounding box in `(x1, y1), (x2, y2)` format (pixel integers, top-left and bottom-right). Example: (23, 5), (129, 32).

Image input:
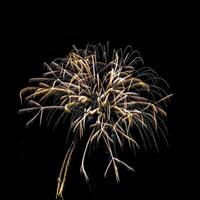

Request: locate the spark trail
(19, 43), (173, 199)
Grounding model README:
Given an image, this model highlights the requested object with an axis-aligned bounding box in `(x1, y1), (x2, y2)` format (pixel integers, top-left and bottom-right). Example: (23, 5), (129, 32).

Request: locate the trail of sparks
(19, 43), (173, 199)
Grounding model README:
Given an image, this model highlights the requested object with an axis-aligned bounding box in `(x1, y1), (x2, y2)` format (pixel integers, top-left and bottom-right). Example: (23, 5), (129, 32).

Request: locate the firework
(19, 43), (173, 199)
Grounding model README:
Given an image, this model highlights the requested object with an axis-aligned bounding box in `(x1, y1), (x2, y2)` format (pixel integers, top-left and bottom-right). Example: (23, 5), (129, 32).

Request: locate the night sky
(6, 2), (196, 200)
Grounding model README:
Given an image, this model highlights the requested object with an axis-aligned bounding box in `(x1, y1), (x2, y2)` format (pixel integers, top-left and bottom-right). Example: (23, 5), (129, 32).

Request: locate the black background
(4, 1), (197, 200)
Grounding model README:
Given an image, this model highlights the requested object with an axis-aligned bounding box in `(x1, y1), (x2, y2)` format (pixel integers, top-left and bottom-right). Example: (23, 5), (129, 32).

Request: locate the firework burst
(19, 43), (173, 199)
